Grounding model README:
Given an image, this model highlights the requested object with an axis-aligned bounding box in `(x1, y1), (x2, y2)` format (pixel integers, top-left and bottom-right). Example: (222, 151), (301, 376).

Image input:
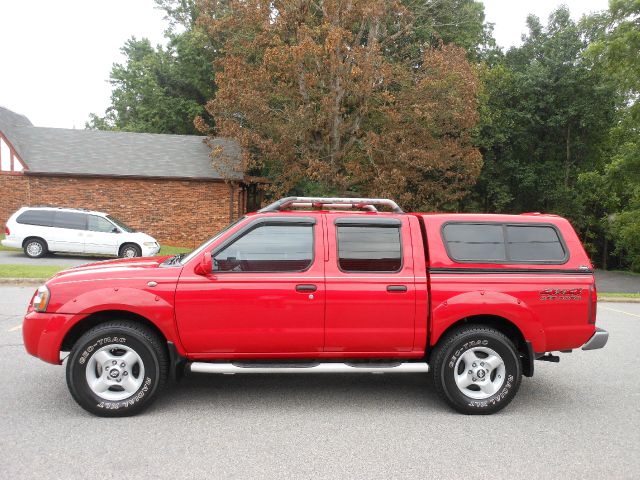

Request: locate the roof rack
(258, 197), (404, 214)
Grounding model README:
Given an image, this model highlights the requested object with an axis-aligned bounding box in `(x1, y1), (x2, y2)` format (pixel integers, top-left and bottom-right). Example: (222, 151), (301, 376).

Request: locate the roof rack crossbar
(258, 197), (403, 214)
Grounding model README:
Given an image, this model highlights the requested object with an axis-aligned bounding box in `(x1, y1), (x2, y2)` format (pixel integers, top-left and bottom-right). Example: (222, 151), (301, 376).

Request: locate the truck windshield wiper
(165, 253), (187, 265)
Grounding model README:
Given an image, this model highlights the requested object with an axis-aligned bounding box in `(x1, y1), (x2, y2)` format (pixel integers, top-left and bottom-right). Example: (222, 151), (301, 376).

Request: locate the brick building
(0, 106), (261, 247)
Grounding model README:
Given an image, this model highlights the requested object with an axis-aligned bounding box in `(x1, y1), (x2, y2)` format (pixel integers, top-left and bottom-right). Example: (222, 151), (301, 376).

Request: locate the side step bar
(190, 362), (429, 375)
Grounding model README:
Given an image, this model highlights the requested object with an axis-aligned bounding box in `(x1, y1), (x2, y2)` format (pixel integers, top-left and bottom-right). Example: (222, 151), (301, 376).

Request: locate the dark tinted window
(53, 211), (86, 230)
(16, 210), (55, 227)
(214, 224), (313, 272)
(442, 223), (566, 264)
(88, 215), (116, 233)
(337, 225), (402, 272)
(506, 225), (565, 262)
(442, 224), (506, 261)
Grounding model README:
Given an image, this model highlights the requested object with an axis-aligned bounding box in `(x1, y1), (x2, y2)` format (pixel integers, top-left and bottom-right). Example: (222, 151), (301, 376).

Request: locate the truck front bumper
(581, 327), (609, 351)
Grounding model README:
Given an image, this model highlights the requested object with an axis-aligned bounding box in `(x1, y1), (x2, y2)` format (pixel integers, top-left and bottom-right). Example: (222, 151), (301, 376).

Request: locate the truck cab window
(337, 225), (402, 272)
(214, 224), (314, 272)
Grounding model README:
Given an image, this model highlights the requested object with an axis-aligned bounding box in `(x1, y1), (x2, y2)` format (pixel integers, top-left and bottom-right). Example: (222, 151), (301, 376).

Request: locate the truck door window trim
(334, 218), (404, 273)
(211, 216), (317, 274)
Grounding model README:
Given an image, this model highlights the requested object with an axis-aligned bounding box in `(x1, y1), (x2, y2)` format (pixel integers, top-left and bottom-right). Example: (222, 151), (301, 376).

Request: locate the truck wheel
(431, 326), (522, 415)
(24, 238), (47, 258)
(66, 321), (168, 417)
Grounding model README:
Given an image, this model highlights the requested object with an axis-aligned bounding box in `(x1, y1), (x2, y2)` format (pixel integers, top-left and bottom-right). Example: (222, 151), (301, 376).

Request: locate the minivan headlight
(143, 242), (157, 247)
(32, 285), (50, 312)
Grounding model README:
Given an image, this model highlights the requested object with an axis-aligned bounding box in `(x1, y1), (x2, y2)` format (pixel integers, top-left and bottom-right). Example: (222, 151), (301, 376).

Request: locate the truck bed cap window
(442, 222), (567, 264)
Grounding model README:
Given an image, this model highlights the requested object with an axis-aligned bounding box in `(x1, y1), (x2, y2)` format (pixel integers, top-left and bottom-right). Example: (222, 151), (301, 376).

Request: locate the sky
(0, 0), (610, 130)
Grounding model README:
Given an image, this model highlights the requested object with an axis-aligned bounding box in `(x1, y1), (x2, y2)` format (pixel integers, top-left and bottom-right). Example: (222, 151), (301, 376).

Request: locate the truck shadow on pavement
(154, 372), (448, 413)
(149, 371), (568, 416)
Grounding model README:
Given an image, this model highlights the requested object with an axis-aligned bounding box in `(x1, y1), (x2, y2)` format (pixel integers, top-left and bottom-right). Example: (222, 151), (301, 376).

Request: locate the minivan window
(53, 211), (86, 230)
(442, 222), (566, 264)
(16, 210), (55, 227)
(106, 216), (134, 233)
(88, 215), (116, 233)
(337, 225), (402, 272)
(214, 224), (313, 272)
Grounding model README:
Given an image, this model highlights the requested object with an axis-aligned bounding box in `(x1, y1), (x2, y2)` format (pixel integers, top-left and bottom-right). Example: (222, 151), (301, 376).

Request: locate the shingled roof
(0, 106), (242, 181)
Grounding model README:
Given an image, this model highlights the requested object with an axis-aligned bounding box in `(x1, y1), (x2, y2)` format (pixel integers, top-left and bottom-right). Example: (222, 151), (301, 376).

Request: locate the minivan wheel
(66, 321), (168, 417)
(119, 244), (141, 258)
(23, 238), (47, 258)
(431, 326), (522, 415)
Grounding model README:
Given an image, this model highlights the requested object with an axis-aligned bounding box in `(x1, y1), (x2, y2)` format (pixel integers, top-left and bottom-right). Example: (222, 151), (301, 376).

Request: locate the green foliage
(87, 1), (216, 134)
(583, 0), (640, 271)
(472, 7), (616, 214)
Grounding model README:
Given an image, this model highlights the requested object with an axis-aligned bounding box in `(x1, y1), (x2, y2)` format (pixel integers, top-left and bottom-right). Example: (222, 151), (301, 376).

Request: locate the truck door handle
(296, 284), (317, 292)
(387, 285), (407, 292)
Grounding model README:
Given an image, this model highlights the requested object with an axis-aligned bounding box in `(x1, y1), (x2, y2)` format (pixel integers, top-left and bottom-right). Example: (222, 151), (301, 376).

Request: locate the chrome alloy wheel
(453, 346), (506, 400)
(26, 241), (43, 257)
(85, 344), (145, 401)
(122, 247), (137, 258)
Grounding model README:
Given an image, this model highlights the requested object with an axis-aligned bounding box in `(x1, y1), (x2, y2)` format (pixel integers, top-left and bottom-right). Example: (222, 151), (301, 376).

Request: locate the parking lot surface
(0, 286), (638, 479)
(0, 250), (108, 266)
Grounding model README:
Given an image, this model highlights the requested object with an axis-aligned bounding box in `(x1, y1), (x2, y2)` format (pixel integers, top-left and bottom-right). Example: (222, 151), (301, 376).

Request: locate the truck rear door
(323, 215), (417, 353)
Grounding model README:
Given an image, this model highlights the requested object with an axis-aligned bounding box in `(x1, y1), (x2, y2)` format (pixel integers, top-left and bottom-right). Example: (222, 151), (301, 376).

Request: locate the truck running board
(189, 362), (430, 375)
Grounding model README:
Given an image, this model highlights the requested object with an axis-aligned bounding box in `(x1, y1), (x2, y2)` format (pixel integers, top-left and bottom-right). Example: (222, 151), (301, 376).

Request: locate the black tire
(119, 243), (141, 258)
(66, 321), (168, 417)
(23, 237), (47, 258)
(431, 326), (522, 415)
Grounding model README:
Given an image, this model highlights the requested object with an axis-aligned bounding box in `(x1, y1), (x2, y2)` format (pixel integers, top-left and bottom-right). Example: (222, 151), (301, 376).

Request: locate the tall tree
(87, 0), (217, 134)
(197, 0), (482, 211)
(471, 7), (616, 218)
(582, 0), (640, 270)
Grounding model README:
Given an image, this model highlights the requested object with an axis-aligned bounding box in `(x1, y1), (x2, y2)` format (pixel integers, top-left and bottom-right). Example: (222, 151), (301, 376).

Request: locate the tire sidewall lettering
(78, 336), (127, 365)
(95, 377), (153, 410)
(442, 334), (519, 411)
(72, 332), (158, 413)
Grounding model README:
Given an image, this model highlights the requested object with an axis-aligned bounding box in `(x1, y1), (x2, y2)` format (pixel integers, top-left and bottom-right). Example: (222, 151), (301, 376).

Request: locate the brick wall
(1, 174), (244, 248)
(0, 175), (30, 232)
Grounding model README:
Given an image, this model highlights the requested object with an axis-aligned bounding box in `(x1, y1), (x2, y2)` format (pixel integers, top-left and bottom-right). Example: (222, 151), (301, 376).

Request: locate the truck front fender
(56, 286), (181, 350)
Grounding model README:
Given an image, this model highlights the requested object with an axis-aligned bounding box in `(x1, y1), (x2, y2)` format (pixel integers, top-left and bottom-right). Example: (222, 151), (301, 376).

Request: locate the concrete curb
(598, 296), (640, 303)
(0, 278), (48, 286)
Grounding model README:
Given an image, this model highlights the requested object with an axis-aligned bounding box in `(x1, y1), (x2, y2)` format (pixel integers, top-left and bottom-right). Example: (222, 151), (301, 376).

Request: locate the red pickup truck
(22, 197), (608, 416)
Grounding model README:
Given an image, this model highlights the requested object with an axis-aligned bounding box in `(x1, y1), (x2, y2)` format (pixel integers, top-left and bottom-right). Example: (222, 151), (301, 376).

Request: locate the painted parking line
(600, 306), (640, 318)
(8, 324), (22, 332)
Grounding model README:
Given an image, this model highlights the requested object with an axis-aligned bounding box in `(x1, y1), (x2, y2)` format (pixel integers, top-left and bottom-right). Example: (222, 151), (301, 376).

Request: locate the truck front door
(175, 216), (325, 355)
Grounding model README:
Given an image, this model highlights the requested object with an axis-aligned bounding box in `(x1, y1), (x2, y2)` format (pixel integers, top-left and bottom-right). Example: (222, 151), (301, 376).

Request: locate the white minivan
(2, 207), (160, 258)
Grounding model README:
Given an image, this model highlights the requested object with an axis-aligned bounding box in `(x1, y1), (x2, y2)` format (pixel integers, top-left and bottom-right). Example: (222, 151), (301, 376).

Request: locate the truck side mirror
(195, 251), (213, 276)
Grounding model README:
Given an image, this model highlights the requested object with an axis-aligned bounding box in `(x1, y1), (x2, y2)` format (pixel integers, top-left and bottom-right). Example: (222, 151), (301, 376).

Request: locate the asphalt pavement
(0, 250), (109, 266)
(0, 286), (638, 479)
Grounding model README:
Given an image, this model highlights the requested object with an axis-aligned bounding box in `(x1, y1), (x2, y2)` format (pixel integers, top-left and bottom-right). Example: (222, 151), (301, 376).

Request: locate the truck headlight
(32, 285), (51, 312)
